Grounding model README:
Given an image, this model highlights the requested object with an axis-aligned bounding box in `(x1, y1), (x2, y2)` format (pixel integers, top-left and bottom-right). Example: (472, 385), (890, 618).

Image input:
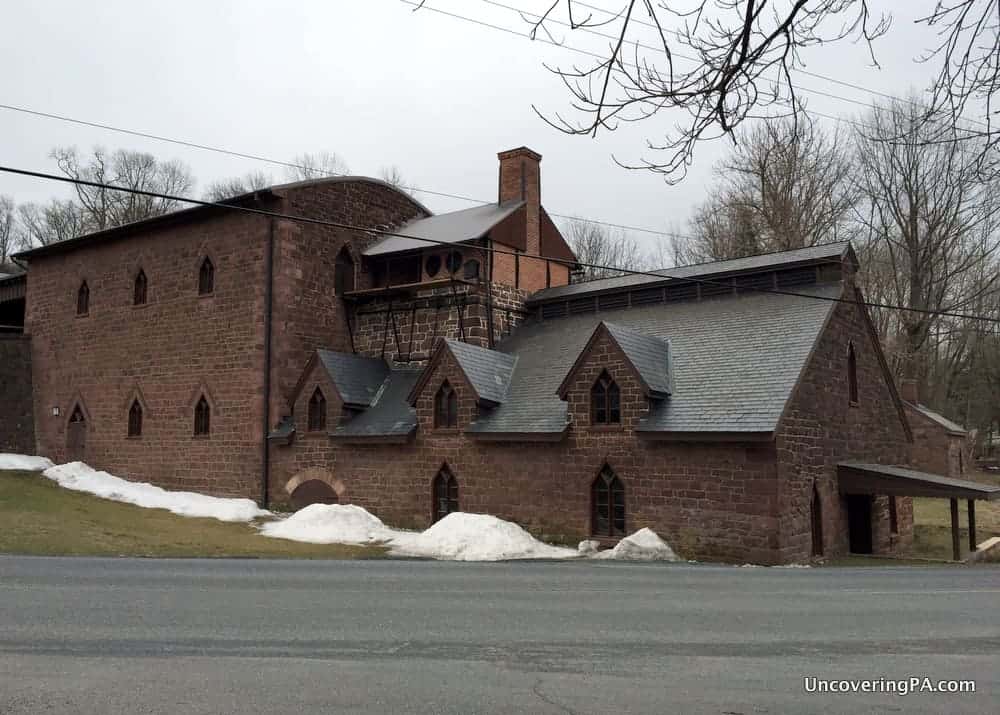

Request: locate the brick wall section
(271, 330), (784, 563)
(270, 180), (427, 419)
(0, 334), (35, 454)
(25, 211), (269, 497)
(906, 405), (969, 478)
(775, 293), (913, 561)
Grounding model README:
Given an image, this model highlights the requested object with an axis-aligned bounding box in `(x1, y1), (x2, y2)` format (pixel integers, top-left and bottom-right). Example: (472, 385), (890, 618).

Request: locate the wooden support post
(950, 498), (961, 561)
(968, 500), (977, 553)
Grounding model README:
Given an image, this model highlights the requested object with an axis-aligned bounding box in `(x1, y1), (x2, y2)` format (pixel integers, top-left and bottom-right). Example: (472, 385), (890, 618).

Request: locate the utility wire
(0, 101), (683, 240)
(3, 164), (998, 325)
(404, 0), (987, 143)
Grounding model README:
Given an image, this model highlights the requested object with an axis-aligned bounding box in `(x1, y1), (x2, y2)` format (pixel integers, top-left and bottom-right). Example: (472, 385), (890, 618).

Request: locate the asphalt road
(0, 557), (997, 714)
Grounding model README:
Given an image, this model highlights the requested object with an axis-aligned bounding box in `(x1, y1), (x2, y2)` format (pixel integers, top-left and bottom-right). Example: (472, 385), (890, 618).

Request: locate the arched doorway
(67, 405), (86, 462)
(290, 479), (339, 510)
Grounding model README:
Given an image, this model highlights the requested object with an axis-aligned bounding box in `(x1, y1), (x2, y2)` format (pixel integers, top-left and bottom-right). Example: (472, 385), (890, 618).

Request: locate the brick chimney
(498, 147), (541, 256)
(899, 378), (919, 404)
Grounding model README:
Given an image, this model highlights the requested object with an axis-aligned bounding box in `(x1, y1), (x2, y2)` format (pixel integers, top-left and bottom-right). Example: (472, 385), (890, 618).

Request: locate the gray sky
(0, 1), (949, 261)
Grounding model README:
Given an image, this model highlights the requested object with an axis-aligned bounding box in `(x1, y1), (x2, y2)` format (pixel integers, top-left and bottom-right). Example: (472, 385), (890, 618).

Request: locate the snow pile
(0, 454), (55, 471)
(389, 513), (578, 561)
(42, 462), (270, 522)
(594, 527), (679, 561)
(259, 504), (393, 545)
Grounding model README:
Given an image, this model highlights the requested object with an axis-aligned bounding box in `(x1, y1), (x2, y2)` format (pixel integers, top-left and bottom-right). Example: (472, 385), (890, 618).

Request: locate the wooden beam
(950, 498), (961, 561)
(968, 500), (977, 553)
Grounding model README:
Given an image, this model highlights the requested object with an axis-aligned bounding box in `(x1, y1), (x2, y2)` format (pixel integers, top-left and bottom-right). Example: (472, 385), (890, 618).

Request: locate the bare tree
(51, 146), (195, 230)
(379, 165), (411, 191)
(853, 97), (1000, 384)
(565, 218), (650, 280)
(203, 170), (273, 201)
(16, 200), (89, 249)
(676, 118), (857, 262)
(284, 151), (349, 182)
(495, 1), (1000, 180)
(0, 196), (15, 264)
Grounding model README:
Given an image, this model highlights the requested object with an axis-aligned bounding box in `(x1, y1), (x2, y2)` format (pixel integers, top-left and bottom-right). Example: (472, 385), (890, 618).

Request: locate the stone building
(7, 146), (998, 563)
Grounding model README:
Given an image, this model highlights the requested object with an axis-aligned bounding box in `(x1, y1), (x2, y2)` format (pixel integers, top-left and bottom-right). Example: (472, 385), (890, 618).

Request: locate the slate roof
(315, 350), (390, 407)
(528, 242), (852, 303)
(363, 200), (525, 257)
(604, 323), (672, 397)
(445, 338), (517, 405)
(330, 370), (420, 440)
(904, 401), (967, 435)
(466, 283), (841, 436)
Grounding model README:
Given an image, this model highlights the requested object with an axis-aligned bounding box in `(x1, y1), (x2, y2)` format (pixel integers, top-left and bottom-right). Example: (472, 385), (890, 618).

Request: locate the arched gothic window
(77, 281), (90, 315)
(847, 342), (859, 405)
(334, 247), (355, 295)
(133, 270), (147, 306)
(198, 257), (215, 295)
(194, 396), (211, 436)
(434, 381), (458, 428)
(128, 400), (143, 437)
(592, 465), (625, 537)
(591, 370), (621, 425)
(308, 387), (327, 432)
(433, 467), (459, 522)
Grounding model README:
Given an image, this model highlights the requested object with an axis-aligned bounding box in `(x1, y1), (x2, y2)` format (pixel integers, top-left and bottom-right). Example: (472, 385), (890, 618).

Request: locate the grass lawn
(910, 469), (1000, 561)
(0, 469), (382, 559)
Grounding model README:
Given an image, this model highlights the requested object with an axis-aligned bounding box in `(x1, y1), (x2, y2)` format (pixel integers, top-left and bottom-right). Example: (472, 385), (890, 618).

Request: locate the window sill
(125, 435), (143, 440)
(198, 292), (215, 300)
(849, 400), (860, 408)
(192, 434), (211, 440)
(75, 312), (89, 319)
(132, 302), (149, 310)
(589, 424), (625, 432)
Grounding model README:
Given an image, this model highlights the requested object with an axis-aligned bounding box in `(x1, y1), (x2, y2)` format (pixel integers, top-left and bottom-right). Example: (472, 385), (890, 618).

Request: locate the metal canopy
(838, 463), (1000, 501)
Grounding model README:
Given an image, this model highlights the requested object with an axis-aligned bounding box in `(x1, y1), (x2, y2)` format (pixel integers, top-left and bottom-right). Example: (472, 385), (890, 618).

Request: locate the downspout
(261, 217), (275, 508)
(486, 239), (495, 348)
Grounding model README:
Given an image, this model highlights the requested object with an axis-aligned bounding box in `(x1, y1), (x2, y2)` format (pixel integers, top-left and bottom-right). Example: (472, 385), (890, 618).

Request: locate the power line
(0, 102), (683, 240)
(3, 163), (998, 325)
(568, 0), (992, 132)
(405, 0), (987, 143)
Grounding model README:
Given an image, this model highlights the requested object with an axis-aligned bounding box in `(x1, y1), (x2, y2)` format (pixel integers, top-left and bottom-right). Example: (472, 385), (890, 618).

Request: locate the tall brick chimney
(899, 378), (919, 404)
(498, 147), (541, 256)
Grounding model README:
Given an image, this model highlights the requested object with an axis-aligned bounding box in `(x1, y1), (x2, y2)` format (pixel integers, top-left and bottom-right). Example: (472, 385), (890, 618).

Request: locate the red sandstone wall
(25, 211), (270, 497)
(775, 293), (913, 561)
(271, 329), (783, 563)
(906, 405), (969, 478)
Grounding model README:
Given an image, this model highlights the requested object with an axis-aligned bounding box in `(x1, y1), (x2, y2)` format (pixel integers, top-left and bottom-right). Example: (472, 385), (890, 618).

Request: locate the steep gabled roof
(408, 339), (517, 406)
(363, 200), (525, 256)
(308, 350), (389, 407)
(467, 282), (841, 438)
(556, 322), (671, 399)
(330, 369), (420, 443)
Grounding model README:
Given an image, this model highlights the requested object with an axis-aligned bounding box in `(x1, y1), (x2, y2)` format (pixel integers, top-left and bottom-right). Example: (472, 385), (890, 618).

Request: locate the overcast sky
(1, 1), (950, 262)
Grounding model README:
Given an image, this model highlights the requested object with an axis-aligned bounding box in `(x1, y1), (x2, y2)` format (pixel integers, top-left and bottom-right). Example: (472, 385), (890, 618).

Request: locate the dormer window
(308, 387), (327, 432)
(590, 370), (620, 425)
(434, 380), (458, 428)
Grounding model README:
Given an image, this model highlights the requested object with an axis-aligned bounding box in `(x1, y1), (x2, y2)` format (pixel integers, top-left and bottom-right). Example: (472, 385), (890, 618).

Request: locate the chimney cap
(498, 146), (542, 162)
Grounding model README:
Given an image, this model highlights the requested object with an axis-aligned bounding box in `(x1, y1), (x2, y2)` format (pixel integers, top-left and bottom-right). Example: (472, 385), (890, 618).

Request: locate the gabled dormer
(557, 321), (671, 430)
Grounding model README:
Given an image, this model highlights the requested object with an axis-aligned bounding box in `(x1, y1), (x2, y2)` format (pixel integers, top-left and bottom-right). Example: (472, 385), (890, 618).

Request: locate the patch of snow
(0, 454), (55, 471)
(594, 528), (679, 561)
(259, 504), (393, 545)
(42, 462), (269, 522)
(389, 513), (578, 561)
(577, 539), (601, 555)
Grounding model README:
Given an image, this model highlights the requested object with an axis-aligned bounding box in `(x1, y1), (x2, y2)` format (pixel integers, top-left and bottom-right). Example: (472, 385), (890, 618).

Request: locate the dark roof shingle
(316, 350), (389, 407)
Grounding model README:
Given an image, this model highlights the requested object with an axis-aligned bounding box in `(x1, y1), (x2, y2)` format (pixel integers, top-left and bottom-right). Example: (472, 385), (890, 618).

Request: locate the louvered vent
(598, 293), (629, 311)
(734, 272), (775, 293)
(541, 302), (567, 320)
(664, 283), (698, 302)
(699, 280), (733, 298)
(569, 297), (597, 315)
(776, 267), (817, 288)
(630, 287), (663, 306)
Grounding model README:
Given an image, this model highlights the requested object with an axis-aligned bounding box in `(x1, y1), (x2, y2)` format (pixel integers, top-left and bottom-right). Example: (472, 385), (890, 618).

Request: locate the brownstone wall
(271, 330), (784, 563)
(0, 334), (35, 454)
(269, 179), (426, 419)
(906, 405), (969, 478)
(775, 294), (913, 561)
(25, 211), (270, 497)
